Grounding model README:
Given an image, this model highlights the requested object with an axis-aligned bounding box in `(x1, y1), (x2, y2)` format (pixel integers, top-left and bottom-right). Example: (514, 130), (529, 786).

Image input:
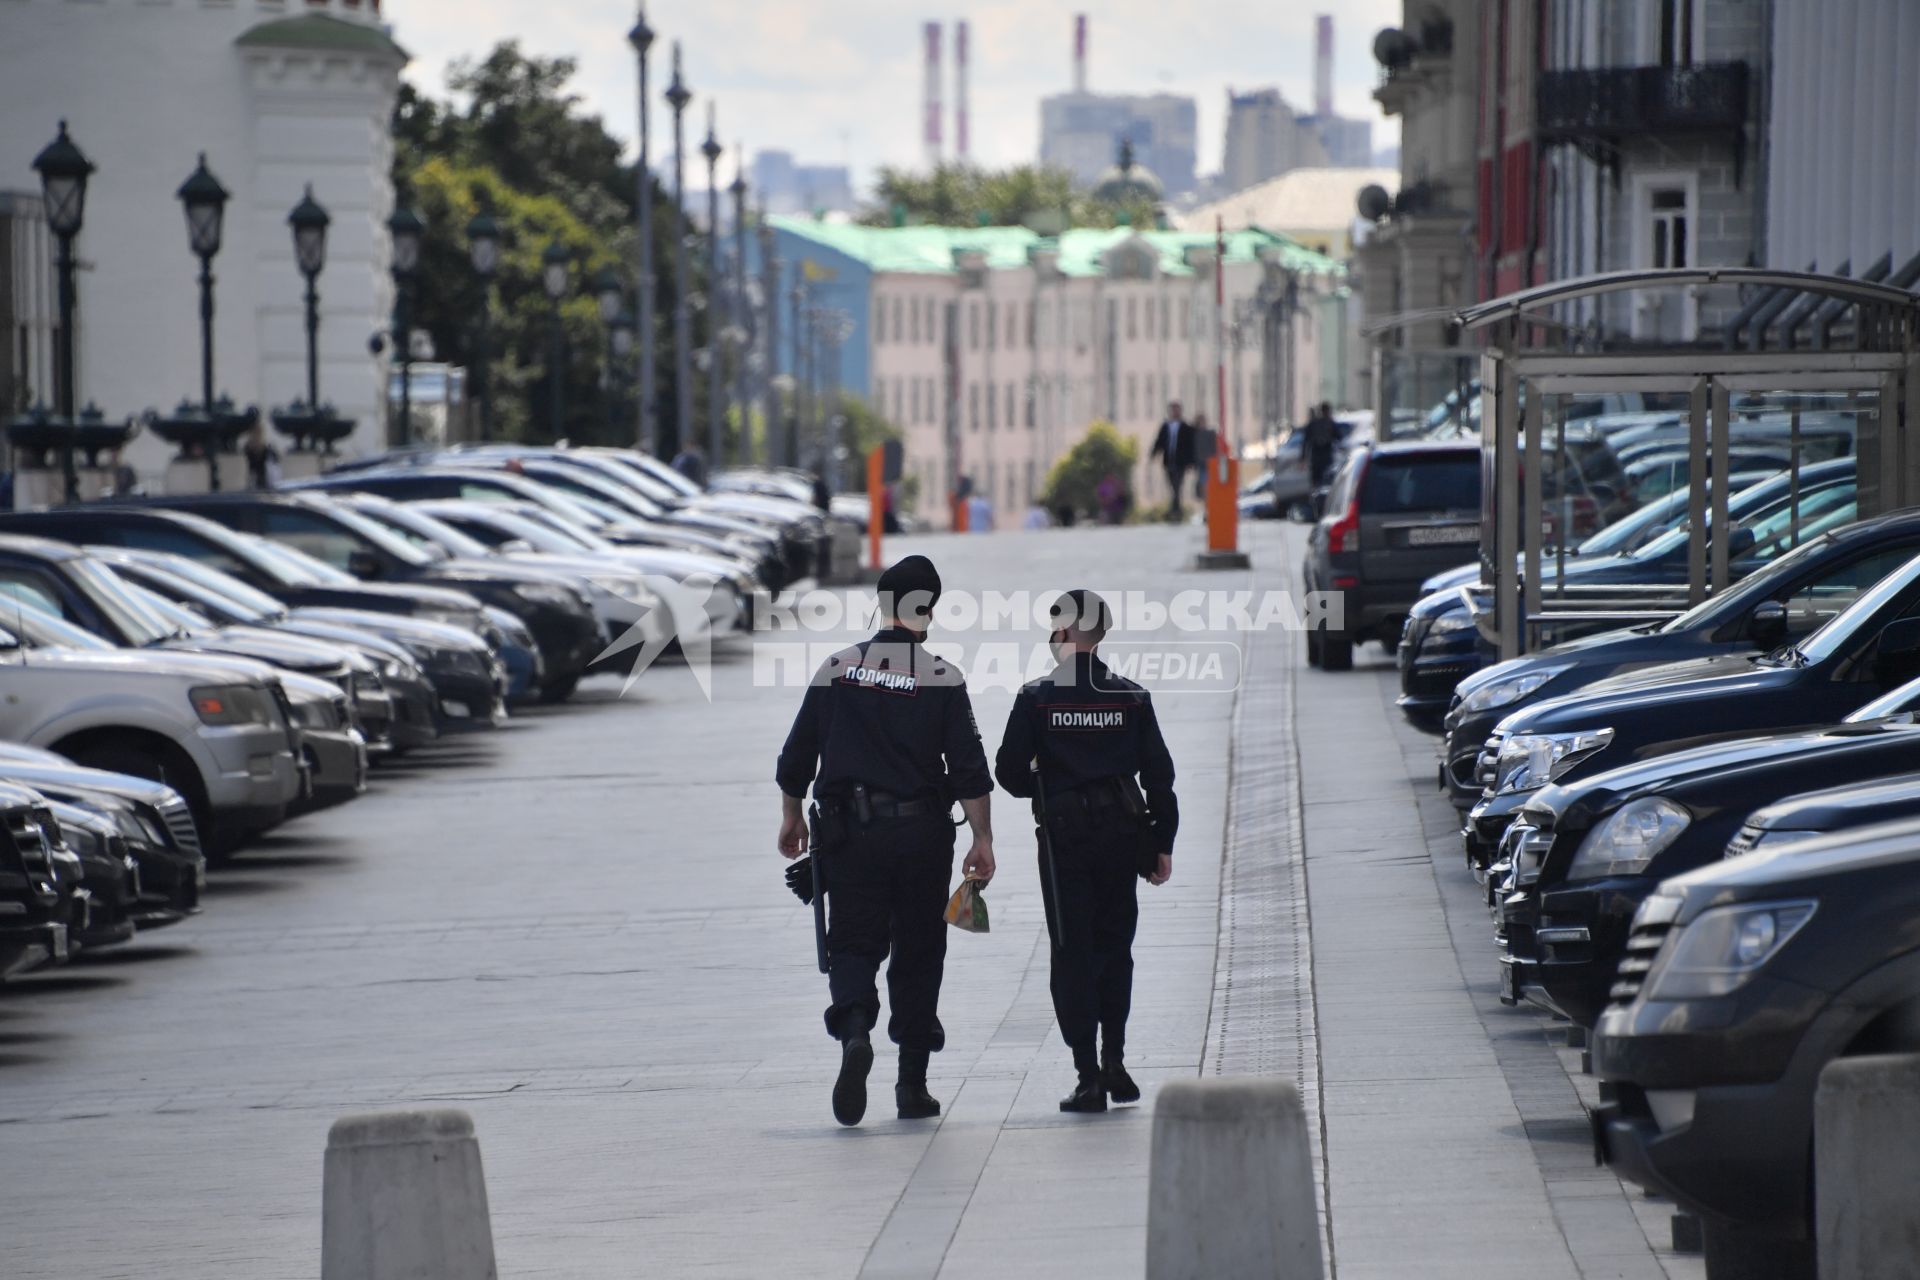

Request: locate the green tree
(1041, 421), (1139, 519)
(392, 42), (706, 449)
(860, 163), (1159, 231)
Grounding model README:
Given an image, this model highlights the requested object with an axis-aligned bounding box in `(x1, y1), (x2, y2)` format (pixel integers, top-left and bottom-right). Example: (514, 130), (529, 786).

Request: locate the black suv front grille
(2, 806), (57, 900)
(157, 796), (202, 859)
(1609, 920), (1674, 1005)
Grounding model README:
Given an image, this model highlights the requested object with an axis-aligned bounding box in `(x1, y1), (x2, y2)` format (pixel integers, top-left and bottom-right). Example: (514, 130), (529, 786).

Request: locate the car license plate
(1498, 960), (1520, 1005)
(1406, 524), (1480, 546)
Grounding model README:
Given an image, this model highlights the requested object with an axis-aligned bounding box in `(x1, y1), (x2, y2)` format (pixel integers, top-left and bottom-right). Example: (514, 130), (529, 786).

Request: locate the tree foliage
(1041, 421), (1139, 517)
(860, 164), (1161, 231)
(392, 43), (704, 448)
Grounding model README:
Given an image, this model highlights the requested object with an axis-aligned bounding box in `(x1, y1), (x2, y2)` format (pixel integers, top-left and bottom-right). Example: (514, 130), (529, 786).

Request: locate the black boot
(833, 1011), (874, 1127)
(1102, 1056), (1141, 1104)
(895, 1048), (941, 1120)
(1060, 1045), (1107, 1113)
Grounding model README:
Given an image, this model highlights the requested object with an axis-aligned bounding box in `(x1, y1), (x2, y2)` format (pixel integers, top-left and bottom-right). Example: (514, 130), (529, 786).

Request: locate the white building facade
(0, 0), (406, 485)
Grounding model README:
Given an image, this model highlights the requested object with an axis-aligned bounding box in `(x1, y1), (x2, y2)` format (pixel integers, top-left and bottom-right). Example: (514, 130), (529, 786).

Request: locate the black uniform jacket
(994, 651), (1180, 855)
(776, 626), (992, 805)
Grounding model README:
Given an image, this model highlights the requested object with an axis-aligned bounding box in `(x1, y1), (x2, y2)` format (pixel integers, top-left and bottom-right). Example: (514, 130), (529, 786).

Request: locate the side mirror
(1749, 599), (1788, 648)
(346, 549), (384, 580)
(1726, 525), (1757, 558)
(1875, 616), (1920, 684)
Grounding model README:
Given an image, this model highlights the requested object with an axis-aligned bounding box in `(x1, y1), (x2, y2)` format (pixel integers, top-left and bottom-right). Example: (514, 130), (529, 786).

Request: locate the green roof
(770, 217), (1341, 278)
(236, 14), (408, 61)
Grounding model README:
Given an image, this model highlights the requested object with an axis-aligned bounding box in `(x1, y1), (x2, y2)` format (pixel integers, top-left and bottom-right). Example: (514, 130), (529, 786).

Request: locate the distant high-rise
(750, 150), (854, 217)
(1221, 89), (1327, 194)
(1038, 15), (1196, 194)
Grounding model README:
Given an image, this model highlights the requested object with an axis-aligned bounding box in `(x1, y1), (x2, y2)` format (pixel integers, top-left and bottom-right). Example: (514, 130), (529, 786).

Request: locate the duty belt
(823, 787), (939, 822)
(1046, 776), (1145, 818)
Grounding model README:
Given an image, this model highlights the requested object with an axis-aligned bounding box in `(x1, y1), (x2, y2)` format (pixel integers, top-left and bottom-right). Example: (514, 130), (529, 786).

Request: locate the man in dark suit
(1148, 402), (1195, 521)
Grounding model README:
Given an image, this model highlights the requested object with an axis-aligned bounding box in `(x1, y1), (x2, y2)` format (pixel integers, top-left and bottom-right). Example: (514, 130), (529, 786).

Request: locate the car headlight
(109, 808), (149, 845)
(380, 657), (414, 682)
(1644, 900), (1817, 1000)
(1567, 796), (1691, 879)
(190, 683), (276, 727)
(1460, 663), (1574, 715)
(513, 581), (579, 608)
(1493, 727), (1613, 795)
(61, 820), (102, 859)
(1425, 611), (1476, 637)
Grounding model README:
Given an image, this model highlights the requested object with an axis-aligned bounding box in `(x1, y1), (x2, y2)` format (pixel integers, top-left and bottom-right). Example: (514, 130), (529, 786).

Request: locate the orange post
(867, 446), (885, 569)
(1205, 452), (1239, 553)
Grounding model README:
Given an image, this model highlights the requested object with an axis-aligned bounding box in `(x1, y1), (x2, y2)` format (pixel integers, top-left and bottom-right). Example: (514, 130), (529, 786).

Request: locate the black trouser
(1165, 465), (1188, 518)
(822, 812), (956, 1053)
(1038, 808), (1144, 1059)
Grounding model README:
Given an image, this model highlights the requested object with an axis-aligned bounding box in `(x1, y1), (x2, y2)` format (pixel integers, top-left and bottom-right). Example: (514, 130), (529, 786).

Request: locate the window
(1025, 301), (1036, 348)
(1127, 296), (1138, 340)
(1038, 300), (1050, 346)
(0, 569), (65, 623)
(1005, 304), (1016, 349)
(1005, 384), (1015, 429)
(986, 302), (996, 352)
(969, 302), (980, 351)
(1024, 460), (1035, 504)
(260, 509), (368, 572)
(1126, 374), (1138, 420)
(909, 298), (920, 343)
(1777, 547), (1920, 637)
(894, 381), (906, 423)
(892, 297), (904, 343)
(873, 299), (886, 343)
(1159, 297), (1170, 340)
(969, 384), (980, 431)
(1650, 188), (1689, 269)
(1633, 175), (1698, 340)
(987, 381), (997, 430)
(910, 379), (921, 424)
(1359, 453), (1482, 515)
(1646, 0), (1705, 67)
(1024, 382), (1036, 428)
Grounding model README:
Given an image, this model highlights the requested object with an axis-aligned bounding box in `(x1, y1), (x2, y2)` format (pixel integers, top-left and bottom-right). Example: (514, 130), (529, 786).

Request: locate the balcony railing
(1537, 63), (1750, 142)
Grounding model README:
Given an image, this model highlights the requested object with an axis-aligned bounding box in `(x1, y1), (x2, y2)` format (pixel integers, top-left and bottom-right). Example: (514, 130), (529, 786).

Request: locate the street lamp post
(177, 153), (230, 491)
(757, 212), (780, 469)
(288, 186), (330, 418)
(542, 239), (572, 439)
(701, 111), (724, 466)
(628, 6), (657, 455)
(609, 310), (635, 438)
(729, 154), (749, 461)
(386, 205), (424, 448)
(594, 267), (625, 444)
(665, 43), (693, 460)
(466, 210), (501, 442)
(30, 121), (93, 505)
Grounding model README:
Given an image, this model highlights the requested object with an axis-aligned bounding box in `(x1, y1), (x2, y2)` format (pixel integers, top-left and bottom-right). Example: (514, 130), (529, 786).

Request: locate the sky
(390, 0), (1404, 198)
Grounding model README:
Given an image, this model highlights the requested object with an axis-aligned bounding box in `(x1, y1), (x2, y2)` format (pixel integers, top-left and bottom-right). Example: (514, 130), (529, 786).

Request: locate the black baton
(1031, 762), (1066, 951)
(807, 804), (829, 974)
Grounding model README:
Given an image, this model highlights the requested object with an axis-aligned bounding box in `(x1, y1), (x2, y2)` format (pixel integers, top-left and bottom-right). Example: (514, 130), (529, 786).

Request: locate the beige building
(770, 220), (1344, 529)
(1179, 167), (1400, 259)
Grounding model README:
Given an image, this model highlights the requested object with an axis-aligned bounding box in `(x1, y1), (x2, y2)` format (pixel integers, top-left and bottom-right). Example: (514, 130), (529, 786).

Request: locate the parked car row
(0, 448), (853, 985)
(1328, 450), (1920, 1272)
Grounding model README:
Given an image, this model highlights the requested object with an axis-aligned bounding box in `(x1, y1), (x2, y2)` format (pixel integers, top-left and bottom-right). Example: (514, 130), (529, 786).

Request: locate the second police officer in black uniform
(995, 589), (1178, 1112)
(776, 555), (996, 1127)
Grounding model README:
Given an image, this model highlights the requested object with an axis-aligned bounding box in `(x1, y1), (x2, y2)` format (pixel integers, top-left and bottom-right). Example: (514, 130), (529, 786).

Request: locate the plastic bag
(943, 874), (990, 933)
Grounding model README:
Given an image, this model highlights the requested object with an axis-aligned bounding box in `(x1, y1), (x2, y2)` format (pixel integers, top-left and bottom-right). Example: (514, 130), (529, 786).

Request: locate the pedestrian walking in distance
(1303, 401), (1340, 489)
(776, 555), (996, 1126)
(994, 590), (1178, 1113)
(1149, 401), (1196, 521)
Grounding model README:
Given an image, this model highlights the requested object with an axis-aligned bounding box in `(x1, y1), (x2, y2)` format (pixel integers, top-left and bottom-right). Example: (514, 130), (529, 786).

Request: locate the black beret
(878, 555), (942, 623)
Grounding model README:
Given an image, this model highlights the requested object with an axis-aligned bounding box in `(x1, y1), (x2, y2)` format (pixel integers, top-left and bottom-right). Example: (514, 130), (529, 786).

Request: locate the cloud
(392, 0), (1404, 196)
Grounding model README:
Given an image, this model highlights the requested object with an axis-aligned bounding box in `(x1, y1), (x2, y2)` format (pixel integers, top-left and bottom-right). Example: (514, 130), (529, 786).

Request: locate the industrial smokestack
(923, 21), (944, 166)
(955, 20), (970, 161)
(1314, 14), (1334, 117)
(1073, 13), (1087, 93)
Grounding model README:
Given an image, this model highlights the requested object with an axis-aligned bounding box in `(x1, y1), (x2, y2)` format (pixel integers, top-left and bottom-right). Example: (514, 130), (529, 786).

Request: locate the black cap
(878, 554), (942, 628)
(1049, 589), (1111, 636)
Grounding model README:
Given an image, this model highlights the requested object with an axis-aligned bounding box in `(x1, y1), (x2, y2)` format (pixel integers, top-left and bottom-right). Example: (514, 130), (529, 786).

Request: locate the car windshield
(1656, 532), (1838, 633)
(531, 466), (668, 518)
(314, 503), (438, 569)
(518, 507), (615, 552)
(118, 554), (284, 622)
(1794, 551), (1920, 663)
(357, 503), (494, 559)
(449, 507), (583, 553)
(1844, 674), (1920, 722)
(112, 560), (256, 626)
(243, 535), (359, 585)
(66, 558), (183, 646)
(622, 452), (702, 498)
(3, 597), (113, 650)
(124, 582), (215, 635)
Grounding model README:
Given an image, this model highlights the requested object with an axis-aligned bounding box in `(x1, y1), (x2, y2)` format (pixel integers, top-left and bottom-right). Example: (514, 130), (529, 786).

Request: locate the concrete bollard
(1146, 1078), (1324, 1279)
(1817, 1054), (1920, 1279)
(322, 1109), (498, 1280)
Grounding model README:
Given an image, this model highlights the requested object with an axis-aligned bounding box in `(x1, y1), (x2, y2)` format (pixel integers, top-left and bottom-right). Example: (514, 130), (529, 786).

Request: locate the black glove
(785, 856), (815, 905)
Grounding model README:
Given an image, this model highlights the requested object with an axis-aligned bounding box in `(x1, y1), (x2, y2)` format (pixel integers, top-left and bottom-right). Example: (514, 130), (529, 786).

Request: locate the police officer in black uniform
(776, 555), (996, 1127)
(995, 589), (1178, 1112)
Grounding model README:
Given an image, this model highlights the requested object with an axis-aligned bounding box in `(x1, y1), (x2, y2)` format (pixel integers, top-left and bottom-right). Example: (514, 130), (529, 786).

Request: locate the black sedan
(1490, 674), (1920, 1028)
(1461, 541), (1920, 863)
(1589, 817), (1920, 1273)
